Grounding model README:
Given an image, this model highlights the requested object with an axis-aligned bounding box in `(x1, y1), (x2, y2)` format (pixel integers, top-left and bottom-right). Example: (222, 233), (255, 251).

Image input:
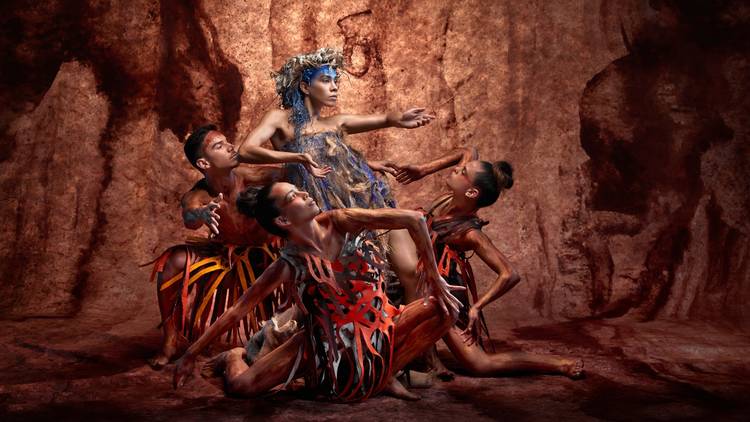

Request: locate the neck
(304, 96), (323, 121)
(288, 217), (326, 253)
(204, 167), (236, 195)
(445, 194), (478, 217)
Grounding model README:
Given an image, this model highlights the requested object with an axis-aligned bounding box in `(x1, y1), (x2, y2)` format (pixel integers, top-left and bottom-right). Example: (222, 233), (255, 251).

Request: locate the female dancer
(237, 48), (433, 300)
(173, 182), (463, 401)
(396, 148), (584, 379)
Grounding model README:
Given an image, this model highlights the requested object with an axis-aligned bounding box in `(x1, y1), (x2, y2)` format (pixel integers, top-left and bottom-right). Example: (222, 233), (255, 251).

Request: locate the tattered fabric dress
(280, 231), (399, 402)
(280, 130), (396, 211)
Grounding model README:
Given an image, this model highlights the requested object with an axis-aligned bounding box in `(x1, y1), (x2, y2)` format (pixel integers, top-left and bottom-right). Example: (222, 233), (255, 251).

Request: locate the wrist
(386, 111), (401, 127)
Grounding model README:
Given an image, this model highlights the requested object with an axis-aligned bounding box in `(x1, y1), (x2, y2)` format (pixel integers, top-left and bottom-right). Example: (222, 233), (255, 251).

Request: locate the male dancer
(149, 125), (314, 368)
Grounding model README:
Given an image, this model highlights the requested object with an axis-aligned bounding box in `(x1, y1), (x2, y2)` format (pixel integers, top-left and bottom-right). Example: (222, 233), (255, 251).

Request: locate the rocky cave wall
(0, 0), (747, 329)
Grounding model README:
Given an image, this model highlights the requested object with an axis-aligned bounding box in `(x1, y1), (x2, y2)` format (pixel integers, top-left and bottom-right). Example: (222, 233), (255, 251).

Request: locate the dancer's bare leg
(214, 331), (308, 397)
(388, 229), (420, 301)
(392, 298), (455, 373)
(443, 328), (584, 379)
(389, 230), (455, 380)
(149, 248), (192, 369)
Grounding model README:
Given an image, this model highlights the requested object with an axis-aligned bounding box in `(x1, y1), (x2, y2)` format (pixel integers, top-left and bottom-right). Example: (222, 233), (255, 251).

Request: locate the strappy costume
(425, 194), (494, 351)
(279, 230), (399, 402)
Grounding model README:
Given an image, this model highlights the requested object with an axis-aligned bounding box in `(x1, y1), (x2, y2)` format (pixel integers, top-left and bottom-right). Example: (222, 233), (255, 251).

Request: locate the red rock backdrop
(1, 1), (748, 329)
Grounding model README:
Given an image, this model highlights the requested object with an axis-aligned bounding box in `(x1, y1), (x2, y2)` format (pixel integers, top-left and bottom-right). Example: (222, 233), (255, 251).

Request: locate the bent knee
(225, 376), (264, 398)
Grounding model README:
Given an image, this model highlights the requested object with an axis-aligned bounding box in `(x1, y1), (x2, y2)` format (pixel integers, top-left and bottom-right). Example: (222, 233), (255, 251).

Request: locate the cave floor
(1, 311), (749, 422)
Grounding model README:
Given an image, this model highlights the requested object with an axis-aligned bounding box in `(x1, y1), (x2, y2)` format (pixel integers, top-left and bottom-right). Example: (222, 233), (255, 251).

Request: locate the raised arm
(181, 187), (221, 235)
(173, 259), (293, 388)
(237, 110), (331, 177)
(461, 229), (521, 343)
(235, 164), (285, 186)
(334, 107), (435, 135)
(395, 146), (478, 185)
(329, 208), (463, 315)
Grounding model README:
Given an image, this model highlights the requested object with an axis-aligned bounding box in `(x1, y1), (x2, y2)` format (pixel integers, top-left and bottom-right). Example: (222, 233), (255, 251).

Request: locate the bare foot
(147, 353), (169, 370)
(562, 359), (585, 379)
(202, 347), (246, 378)
(399, 370), (434, 389)
(383, 377), (421, 401)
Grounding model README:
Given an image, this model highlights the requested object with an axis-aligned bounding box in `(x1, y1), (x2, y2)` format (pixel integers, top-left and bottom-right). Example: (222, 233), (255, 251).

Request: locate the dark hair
(184, 124), (218, 169)
(472, 160), (514, 208)
(236, 184), (288, 237)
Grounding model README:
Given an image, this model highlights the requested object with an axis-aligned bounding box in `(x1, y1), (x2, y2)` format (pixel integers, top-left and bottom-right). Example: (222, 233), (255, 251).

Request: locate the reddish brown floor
(1, 311), (748, 421)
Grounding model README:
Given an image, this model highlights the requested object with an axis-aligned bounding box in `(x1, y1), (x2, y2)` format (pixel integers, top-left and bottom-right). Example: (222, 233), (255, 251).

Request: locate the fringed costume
(150, 238), (281, 346)
(281, 130), (396, 211)
(279, 231), (399, 402)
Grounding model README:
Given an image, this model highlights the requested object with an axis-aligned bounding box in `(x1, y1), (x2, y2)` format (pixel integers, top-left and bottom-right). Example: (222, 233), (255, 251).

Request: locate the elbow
(508, 271), (521, 287)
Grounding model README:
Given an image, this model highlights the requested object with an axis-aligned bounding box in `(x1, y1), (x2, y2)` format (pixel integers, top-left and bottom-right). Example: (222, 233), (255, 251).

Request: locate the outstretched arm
(237, 110), (331, 178)
(461, 229), (521, 344)
(334, 107), (435, 135)
(395, 146), (478, 185)
(329, 208), (463, 316)
(173, 260), (292, 388)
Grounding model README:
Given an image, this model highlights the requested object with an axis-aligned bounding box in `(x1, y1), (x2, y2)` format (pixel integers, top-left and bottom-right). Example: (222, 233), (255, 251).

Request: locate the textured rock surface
(2, 0), (746, 326)
(1, 0), (749, 419)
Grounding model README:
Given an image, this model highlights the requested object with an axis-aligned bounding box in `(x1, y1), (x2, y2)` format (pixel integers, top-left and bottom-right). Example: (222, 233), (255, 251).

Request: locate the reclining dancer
(236, 47), (434, 302)
(149, 125), (296, 368)
(173, 182), (464, 402)
(395, 149), (584, 379)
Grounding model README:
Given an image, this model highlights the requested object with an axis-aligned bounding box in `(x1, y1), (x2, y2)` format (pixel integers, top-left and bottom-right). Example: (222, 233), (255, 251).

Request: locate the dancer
(149, 125), (288, 368)
(236, 47), (433, 301)
(173, 182), (463, 402)
(397, 148), (584, 379)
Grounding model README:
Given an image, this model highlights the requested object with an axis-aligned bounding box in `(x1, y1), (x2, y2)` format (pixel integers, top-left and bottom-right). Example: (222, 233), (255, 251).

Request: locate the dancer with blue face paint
(237, 48), (436, 309)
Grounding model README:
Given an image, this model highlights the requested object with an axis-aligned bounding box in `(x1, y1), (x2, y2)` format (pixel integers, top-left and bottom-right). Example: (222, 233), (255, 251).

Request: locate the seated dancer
(173, 182), (463, 402)
(394, 148), (584, 379)
(237, 47), (434, 301)
(149, 125), (299, 368)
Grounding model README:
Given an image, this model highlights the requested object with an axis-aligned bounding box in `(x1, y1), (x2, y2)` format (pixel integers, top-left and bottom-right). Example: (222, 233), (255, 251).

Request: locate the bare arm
(237, 110), (332, 177)
(235, 164), (286, 186)
(395, 146), (478, 185)
(460, 229), (520, 344)
(173, 260), (292, 388)
(333, 107), (435, 135)
(181, 188), (221, 235)
(465, 229), (520, 310)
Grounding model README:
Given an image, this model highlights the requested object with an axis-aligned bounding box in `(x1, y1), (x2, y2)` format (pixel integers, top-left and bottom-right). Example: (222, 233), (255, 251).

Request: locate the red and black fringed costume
(279, 231), (399, 402)
(425, 195), (495, 352)
(150, 238), (282, 347)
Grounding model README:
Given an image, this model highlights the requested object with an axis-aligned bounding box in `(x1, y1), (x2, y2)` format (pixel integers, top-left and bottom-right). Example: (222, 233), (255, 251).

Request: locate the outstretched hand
(394, 107), (435, 129)
(173, 355), (196, 390)
(199, 193), (223, 237)
(368, 160), (399, 176)
(300, 153), (332, 178)
(394, 164), (428, 185)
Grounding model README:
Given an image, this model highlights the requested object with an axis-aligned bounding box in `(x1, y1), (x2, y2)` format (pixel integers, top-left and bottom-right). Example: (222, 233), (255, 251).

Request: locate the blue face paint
(301, 65), (337, 85)
(289, 65), (338, 140)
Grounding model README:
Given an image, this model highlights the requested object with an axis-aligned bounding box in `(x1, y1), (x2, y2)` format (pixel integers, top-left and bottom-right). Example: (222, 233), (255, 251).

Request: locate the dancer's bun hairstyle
(236, 184), (288, 237)
(473, 160), (514, 208)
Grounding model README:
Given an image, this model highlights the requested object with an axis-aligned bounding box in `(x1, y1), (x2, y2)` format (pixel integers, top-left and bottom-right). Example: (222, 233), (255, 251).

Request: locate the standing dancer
(236, 48), (433, 301)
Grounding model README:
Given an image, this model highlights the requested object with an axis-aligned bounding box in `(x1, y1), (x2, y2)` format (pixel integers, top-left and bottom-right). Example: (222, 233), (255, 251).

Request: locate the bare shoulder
(461, 228), (491, 249)
(264, 108), (289, 124)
